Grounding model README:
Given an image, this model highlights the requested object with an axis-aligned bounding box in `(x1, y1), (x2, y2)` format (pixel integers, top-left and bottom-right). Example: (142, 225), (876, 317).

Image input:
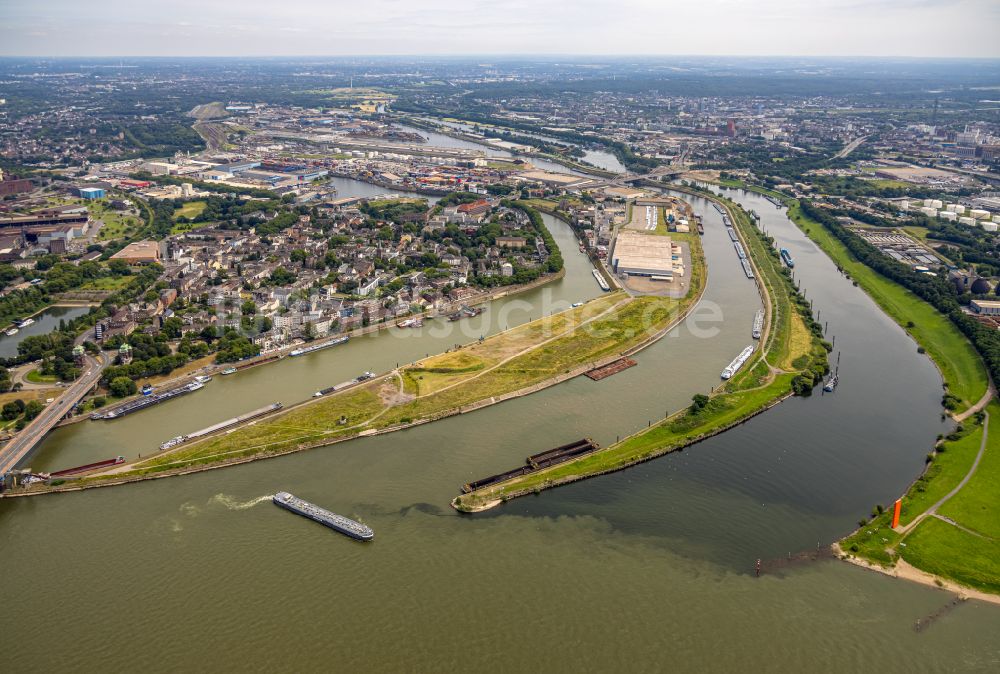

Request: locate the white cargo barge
(159, 403), (284, 450)
(721, 345), (755, 380)
(592, 268), (610, 291)
(289, 335), (349, 357)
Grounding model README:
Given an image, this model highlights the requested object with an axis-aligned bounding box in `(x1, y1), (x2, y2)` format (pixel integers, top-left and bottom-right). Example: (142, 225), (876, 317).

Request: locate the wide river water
(2, 181), (999, 671)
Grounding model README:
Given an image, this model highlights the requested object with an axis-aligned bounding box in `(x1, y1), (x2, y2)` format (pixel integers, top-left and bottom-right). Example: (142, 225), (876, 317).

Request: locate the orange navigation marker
(892, 498), (902, 529)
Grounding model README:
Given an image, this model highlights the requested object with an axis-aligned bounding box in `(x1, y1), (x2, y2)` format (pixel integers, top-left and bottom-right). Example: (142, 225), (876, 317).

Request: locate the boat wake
(210, 493), (274, 511)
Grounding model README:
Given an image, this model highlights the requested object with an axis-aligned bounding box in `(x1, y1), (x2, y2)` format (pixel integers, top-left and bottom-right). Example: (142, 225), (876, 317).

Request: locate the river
(1, 183), (998, 672)
(0, 305), (92, 358)
(429, 119), (627, 173)
(394, 123), (593, 176)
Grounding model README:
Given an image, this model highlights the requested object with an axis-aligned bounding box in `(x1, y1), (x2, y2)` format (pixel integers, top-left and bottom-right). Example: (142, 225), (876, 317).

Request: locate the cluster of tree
(360, 199), (429, 223)
(0, 259), (108, 327)
(214, 329), (261, 363)
(1, 398), (43, 428)
(102, 352), (189, 384)
(16, 331), (81, 381)
(267, 266), (297, 286)
(799, 199), (1000, 393)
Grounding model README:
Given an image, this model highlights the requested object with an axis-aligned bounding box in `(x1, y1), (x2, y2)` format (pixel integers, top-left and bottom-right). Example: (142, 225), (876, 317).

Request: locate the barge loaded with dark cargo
(48, 456), (126, 477)
(461, 438), (599, 493)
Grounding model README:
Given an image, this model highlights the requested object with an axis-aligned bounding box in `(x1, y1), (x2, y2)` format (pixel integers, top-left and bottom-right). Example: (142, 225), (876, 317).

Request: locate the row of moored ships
(92, 377), (210, 420)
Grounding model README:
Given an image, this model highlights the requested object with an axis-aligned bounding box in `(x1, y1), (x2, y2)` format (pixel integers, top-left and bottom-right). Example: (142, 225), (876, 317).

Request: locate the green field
(787, 201), (987, 411)
(78, 276), (134, 292)
(25, 369), (58, 384)
(901, 517), (1000, 594)
(173, 200), (207, 221)
(896, 422), (984, 527)
(938, 406), (1000, 540)
(840, 401), (1000, 593)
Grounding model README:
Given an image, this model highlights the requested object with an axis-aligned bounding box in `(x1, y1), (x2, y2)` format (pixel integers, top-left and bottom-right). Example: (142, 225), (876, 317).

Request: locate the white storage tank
(958, 216), (976, 226)
(993, 215), (1000, 224)
(920, 206), (938, 217)
(946, 204), (965, 214)
(983, 222), (999, 233)
(926, 199), (944, 209)
(970, 209), (991, 220)
(940, 211), (958, 222)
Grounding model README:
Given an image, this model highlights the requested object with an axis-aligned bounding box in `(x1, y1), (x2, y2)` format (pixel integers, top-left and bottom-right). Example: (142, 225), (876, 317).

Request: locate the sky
(2, 0), (999, 58)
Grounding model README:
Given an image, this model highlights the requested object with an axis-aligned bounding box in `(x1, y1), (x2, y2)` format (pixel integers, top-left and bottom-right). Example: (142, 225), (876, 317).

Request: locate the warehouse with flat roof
(110, 240), (161, 264)
(611, 231), (674, 278)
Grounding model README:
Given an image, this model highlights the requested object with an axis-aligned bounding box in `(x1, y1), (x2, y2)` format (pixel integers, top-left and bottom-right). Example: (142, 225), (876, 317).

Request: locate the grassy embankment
(63, 284), (701, 486)
(453, 192), (828, 512)
(840, 401), (1000, 594)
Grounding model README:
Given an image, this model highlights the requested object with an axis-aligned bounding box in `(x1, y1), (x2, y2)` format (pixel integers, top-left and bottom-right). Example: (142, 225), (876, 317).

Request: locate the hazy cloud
(1, 0), (998, 57)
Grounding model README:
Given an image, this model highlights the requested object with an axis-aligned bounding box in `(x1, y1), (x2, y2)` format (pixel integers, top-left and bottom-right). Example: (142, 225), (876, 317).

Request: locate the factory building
(971, 300), (1000, 316)
(611, 231), (675, 279)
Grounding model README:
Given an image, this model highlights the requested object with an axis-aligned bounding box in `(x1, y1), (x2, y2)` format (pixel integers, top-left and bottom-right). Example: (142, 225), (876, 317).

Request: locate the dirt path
(953, 379), (994, 422)
(896, 411), (990, 535)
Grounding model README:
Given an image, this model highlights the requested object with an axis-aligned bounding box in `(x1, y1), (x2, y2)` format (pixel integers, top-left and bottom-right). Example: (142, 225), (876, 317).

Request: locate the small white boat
(4, 328), (17, 336)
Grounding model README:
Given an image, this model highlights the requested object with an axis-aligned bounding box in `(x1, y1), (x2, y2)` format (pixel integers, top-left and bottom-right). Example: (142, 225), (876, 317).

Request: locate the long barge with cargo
(752, 309), (764, 340)
(159, 403), (284, 450)
(289, 335), (349, 357)
(592, 268), (610, 291)
(92, 380), (206, 420)
(721, 345), (755, 380)
(272, 491), (374, 541)
(314, 372), (376, 397)
(48, 456), (126, 477)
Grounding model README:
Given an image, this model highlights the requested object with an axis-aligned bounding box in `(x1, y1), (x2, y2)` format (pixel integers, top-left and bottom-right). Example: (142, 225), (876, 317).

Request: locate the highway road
(0, 354), (105, 476)
(833, 136), (868, 160)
